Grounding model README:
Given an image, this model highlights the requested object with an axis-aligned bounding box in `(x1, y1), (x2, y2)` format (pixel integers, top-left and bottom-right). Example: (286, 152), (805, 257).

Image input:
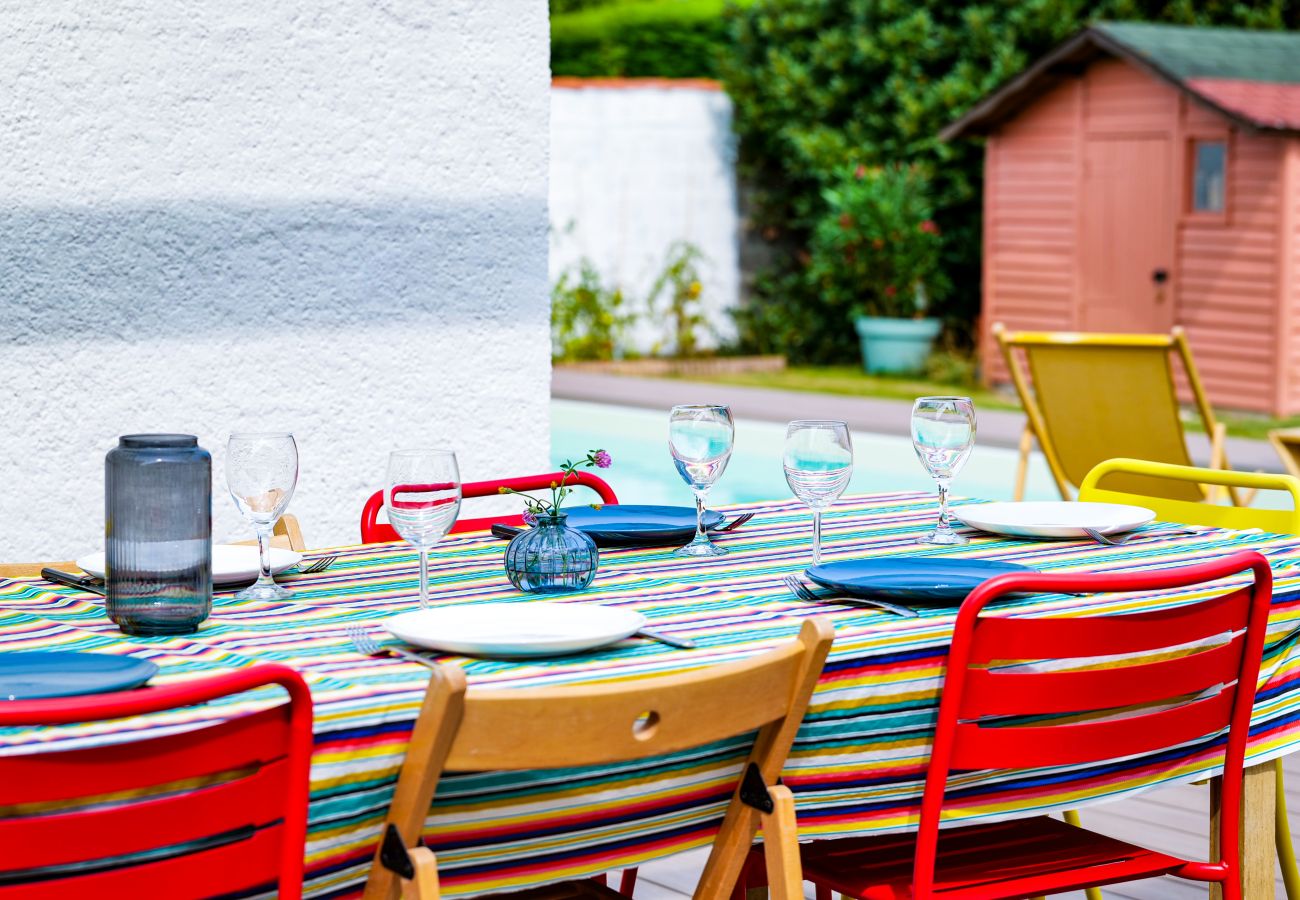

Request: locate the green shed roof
(1095, 21), (1300, 86)
(942, 22), (1300, 140)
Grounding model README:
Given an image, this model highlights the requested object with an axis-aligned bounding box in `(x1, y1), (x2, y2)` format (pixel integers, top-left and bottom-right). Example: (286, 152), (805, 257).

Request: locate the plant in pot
(807, 163), (950, 375)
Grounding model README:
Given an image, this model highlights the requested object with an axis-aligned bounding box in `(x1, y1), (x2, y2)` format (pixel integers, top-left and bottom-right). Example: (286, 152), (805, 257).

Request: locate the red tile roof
(1185, 78), (1300, 132)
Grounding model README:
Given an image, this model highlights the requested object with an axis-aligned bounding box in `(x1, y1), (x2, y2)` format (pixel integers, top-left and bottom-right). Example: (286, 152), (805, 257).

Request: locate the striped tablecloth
(3, 491), (1300, 898)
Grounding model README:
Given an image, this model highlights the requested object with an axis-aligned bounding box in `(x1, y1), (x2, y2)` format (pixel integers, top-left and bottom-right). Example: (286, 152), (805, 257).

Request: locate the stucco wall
(549, 80), (739, 353)
(0, 1), (552, 558)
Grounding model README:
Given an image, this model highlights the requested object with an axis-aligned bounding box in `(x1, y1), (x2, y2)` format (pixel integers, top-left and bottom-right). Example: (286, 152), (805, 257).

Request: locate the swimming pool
(550, 399), (1060, 506)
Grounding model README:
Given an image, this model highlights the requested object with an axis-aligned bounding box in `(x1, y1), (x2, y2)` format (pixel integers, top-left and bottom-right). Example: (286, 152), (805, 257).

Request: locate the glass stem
(256, 524), (274, 584)
(693, 490), (711, 545)
(418, 547), (430, 609)
(936, 478), (952, 534)
(812, 509), (823, 565)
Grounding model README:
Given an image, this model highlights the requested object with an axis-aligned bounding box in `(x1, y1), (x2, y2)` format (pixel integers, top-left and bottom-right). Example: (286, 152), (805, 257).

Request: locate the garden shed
(943, 22), (1300, 415)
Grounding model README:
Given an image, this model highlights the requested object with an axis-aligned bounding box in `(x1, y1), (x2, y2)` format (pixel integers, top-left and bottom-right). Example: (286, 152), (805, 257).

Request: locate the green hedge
(551, 0), (744, 79)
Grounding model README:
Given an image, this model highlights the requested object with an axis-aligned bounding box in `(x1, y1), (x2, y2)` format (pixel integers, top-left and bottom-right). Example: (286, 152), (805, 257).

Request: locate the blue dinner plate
(0, 651), (159, 701)
(559, 504), (727, 547)
(806, 557), (1037, 605)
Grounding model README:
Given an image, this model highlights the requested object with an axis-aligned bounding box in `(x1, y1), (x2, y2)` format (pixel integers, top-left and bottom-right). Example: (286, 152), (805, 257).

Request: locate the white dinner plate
(952, 501), (1156, 540)
(384, 602), (647, 658)
(77, 544), (304, 586)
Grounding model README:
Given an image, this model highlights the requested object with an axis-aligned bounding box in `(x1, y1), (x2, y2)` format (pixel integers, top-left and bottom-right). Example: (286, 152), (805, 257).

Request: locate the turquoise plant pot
(853, 316), (942, 375)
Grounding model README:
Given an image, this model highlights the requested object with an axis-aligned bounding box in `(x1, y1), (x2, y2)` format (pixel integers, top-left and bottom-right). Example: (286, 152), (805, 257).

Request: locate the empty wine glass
(669, 404), (734, 557)
(911, 397), (977, 545)
(784, 420), (853, 564)
(227, 432), (299, 600)
(386, 450), (461, 608)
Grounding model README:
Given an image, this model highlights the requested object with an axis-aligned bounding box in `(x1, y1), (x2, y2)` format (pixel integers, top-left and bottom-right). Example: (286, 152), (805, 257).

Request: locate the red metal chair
(772, 551), (1273, 900)
(360, 471), (618, 542)
(0, 664), (313, 899)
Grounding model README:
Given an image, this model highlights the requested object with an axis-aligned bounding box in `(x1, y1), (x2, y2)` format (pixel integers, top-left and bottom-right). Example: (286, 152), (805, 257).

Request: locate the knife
(41, 568), (106, 596)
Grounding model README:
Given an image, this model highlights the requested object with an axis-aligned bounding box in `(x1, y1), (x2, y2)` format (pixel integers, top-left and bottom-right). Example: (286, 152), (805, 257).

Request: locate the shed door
(1079, 136), (1174, 333)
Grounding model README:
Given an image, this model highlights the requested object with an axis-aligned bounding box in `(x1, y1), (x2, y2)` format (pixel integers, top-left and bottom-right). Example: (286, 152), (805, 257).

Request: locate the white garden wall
(549, 79), (739, 353)
(0, 1), (551, 558)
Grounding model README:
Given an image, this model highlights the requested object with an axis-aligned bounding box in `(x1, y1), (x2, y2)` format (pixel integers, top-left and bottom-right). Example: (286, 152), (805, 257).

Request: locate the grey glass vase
(105, 434), (213, 635)
(504, 513), (599, 593)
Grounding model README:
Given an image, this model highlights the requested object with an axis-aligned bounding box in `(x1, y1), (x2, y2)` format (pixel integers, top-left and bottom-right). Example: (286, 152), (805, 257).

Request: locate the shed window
(1191, 140), (1226, 213)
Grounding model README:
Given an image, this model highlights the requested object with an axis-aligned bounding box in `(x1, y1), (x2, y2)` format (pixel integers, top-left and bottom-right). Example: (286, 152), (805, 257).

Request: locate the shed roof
(941, 22), (1300, 139)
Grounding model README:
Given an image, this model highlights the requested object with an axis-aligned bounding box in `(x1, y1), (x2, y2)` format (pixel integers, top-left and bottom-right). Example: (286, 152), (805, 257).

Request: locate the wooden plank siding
(980, 79), (1080, 384)
(979, 56), (1290, 414)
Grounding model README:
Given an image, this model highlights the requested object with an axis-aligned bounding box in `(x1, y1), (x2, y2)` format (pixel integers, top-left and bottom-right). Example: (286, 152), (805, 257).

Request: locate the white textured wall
(549, 82), (739, 353)
(0, 1), (551, 558)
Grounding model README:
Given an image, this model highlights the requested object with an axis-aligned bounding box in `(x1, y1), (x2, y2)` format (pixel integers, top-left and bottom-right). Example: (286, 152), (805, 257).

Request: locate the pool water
(550, 400), (1060, 507)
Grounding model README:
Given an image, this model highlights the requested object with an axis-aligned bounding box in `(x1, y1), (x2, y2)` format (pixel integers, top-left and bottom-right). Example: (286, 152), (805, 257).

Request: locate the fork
(782, 575), (919, 618)
(1081, 527), (1199, 547)
(716, 511), (756, 533)
(346, 625), (439, 670)
(293, 555), (338, 575)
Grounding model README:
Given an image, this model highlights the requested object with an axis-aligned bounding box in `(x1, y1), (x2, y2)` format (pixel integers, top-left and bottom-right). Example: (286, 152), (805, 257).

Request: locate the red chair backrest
(0, 664), (313, 899)
(360, 471), (618, 543)
(914, 551), (1272, 898)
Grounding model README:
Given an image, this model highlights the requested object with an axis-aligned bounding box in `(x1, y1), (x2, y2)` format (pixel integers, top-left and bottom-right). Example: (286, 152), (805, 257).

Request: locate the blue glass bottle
(105, 434), (213, 635)
(504, 513), (598, 593)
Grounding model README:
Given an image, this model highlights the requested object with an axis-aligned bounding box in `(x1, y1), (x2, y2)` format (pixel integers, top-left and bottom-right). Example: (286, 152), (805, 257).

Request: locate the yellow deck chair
(1270, 429), (1300, 481)
(993, 324), (1236, 504)
(1078, 458), (1300, 900)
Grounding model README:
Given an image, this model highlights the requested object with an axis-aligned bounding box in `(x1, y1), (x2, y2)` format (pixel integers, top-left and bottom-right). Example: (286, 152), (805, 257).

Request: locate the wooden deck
(632, 756), (1300, 899)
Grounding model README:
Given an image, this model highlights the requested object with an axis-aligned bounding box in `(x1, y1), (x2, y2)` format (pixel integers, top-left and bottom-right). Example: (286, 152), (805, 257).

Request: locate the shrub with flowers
(806, 163), (950, 321)
(499, 450), (613, 524)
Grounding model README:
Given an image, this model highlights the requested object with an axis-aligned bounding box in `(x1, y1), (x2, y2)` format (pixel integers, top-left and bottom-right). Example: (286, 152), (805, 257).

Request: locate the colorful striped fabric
(3, 491), (1300, 899)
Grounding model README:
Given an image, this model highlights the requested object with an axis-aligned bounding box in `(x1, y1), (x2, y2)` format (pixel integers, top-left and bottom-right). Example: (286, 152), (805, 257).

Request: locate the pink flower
(522, 511), (538, 526)
(919, 219), (939, 235)
(854, 164), (867, 179)
(884, 285), (898, 297)
(593, 449), (612, 468)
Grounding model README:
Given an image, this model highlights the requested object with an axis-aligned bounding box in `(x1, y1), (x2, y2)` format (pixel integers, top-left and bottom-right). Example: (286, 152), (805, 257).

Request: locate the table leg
(1211, 761), (1276, 900)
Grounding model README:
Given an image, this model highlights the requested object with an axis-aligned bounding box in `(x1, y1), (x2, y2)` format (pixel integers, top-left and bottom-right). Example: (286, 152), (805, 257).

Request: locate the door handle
(1152, 268), (1169, 284)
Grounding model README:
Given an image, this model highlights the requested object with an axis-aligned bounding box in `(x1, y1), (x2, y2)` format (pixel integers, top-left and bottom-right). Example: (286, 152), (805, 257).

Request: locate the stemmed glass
(385, 450), (461, 608)
(911, 397), (977, 545)
(226, 433), (299, 601)
(669, 404), (734, 557)
(784, 420), (854, 564)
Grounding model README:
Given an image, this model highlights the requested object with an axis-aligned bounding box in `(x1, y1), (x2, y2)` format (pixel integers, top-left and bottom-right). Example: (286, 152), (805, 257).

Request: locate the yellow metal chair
(1078, 458), (1300, 900)
(993, 324), (1237, 504)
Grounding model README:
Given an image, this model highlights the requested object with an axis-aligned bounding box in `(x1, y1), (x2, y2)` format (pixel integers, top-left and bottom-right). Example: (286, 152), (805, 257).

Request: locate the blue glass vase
(105, 434), (213, 635)
(504, 513), (598, 594)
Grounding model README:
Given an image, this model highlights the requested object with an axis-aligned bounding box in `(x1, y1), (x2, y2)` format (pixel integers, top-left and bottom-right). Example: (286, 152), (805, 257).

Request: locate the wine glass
(385, 450), (461, 608)
(226, 433), (299, 600)
(784, 420), (853, 564)
(669, 404), (734, 557)
(911, 397), (977, 545)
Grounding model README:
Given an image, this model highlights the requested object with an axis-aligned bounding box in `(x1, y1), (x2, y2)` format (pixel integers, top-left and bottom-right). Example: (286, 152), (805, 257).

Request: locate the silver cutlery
(782, 574), (919, 618)
(1082, 527), (1200, 547)
(346, 625), (439, 670)
(636, 628), (697, 650)
(716, 511), (756, 533)
(41, 568), (105, 596)
(293, 555), (338, 575)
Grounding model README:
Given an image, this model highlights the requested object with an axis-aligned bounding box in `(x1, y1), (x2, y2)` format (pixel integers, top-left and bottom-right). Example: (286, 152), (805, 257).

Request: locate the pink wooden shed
(943, 23), (1300, 415)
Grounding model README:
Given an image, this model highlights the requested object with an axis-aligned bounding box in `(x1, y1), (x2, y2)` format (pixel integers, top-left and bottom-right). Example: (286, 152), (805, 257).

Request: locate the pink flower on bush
(884, 284), (898, 297)
(854, 164), (867, 179)
(593, 449), (612, 469)
(919, 219), (939, 235)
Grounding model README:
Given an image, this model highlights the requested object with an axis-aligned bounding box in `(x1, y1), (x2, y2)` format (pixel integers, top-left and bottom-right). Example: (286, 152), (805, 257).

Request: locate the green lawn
(671, 365), (1300, 442)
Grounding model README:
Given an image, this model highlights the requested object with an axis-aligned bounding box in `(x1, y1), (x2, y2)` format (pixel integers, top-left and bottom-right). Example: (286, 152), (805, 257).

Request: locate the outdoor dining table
(2, 490), (1299, 900)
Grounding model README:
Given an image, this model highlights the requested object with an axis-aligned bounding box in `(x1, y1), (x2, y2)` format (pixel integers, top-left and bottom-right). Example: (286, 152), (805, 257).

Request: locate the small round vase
(504, 513), (599, 594)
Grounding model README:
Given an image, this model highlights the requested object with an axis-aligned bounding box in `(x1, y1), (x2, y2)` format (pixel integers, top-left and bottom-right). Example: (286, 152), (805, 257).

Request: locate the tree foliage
(552, 0), (744, 78)
(721, 0), (1299, 363)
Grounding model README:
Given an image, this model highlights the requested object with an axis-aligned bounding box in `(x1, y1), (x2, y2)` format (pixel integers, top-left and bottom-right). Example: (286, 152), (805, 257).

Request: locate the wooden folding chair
(363, 617), (835, 900)
(1270, 429), (1300, 481)
(993, 323), (1237, 504)
(0, 514), (307, 579)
